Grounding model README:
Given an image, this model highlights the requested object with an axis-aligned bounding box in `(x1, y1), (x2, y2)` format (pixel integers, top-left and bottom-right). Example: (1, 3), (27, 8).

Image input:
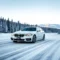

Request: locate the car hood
(14, 31), (36, 34)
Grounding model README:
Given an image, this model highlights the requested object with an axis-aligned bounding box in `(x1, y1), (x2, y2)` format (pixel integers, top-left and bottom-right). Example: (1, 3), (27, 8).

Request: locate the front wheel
(13, 41), (17, 43)
(32, 35), (36, 43)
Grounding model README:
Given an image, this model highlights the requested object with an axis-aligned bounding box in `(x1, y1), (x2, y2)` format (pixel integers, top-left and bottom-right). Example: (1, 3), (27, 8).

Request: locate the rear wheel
(32, 35), (36, 43)
(42, 34), (45, 40)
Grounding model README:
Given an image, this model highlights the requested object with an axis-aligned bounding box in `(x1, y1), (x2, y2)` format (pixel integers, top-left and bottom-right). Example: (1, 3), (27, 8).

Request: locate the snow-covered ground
(0, 33), (60, 60)
(45, 33), (60, 40)
(0, 33), (11, 39)
(0, 33), (11, 43)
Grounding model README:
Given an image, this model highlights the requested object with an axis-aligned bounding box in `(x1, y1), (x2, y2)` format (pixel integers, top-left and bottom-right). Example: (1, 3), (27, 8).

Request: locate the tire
(13, 41), (17, 43)
(42, 34), (45, 40)
(32, 35), (36, 43)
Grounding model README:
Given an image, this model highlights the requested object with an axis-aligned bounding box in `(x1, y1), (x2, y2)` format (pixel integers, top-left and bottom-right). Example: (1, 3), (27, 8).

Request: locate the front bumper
(11, 36), (32, 42)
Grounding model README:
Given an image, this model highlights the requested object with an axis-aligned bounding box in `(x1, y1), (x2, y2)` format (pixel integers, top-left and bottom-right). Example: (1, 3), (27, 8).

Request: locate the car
(11, 27), (45, 43)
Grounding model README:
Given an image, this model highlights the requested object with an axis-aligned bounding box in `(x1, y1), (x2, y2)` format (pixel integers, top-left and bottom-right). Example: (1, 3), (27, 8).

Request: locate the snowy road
(0, 33), (60, 60)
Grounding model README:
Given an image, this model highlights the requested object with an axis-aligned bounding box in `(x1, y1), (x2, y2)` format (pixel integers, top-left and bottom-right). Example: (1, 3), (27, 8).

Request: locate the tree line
(0, 17), (60, 33)
(0, 17), (33, 33)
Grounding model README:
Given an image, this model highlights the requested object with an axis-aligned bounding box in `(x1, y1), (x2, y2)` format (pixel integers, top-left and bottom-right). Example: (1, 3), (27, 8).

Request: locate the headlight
(25, 34), (33, 36)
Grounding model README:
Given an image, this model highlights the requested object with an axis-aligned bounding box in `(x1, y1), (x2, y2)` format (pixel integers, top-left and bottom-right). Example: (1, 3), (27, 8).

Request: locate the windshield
(22, 27), (36, 31)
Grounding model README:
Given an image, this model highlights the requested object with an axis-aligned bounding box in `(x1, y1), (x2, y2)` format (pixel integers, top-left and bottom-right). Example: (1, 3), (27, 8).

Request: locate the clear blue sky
(0, 0), (60, 24)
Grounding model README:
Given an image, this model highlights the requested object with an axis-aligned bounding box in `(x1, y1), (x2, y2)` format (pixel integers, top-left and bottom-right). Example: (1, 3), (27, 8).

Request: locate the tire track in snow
(5, 40), (54, 60)
(44, 40), (60, 60)
(0, 42), (32, 55)
(0, 41), (13, 47)
(0, 40), (49, 60)
(0, 41), (42, 55)
(30, 40), (60, 60)
(52, 45), (60, 60)
(16, 40), (55, 60)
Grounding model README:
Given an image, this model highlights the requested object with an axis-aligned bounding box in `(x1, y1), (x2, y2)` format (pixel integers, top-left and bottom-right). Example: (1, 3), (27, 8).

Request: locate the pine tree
(7, 18), (10, 32)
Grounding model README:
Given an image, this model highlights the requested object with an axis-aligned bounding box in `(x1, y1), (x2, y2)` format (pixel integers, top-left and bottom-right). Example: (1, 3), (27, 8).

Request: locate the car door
(39, 28), (44, 39)
(36, 27), (42, 40)
(36, 27), (43, 40)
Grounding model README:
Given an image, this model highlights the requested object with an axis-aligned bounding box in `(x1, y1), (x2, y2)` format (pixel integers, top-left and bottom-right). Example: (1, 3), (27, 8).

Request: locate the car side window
(40, 28), (44, 32)
(37, 27), (44, 32)
(37, 27), (41, 32)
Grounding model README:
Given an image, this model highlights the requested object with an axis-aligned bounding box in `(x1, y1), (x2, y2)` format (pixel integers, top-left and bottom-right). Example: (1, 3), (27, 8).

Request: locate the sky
(0, 0), (60, 25)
